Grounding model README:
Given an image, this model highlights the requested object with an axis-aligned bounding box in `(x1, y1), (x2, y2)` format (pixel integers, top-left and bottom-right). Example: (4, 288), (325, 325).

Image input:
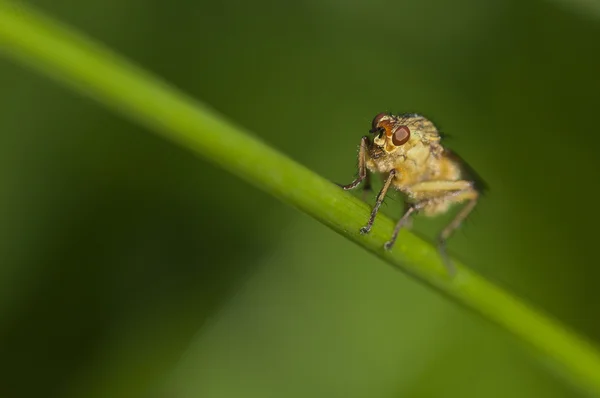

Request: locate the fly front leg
(361, 169), (372, 201)
(360, 169), (397, 234)
(339, 136), (370, 190)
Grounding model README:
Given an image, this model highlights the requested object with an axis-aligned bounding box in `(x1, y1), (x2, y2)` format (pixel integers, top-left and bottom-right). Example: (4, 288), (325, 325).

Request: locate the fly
(340, 112), (484, 275)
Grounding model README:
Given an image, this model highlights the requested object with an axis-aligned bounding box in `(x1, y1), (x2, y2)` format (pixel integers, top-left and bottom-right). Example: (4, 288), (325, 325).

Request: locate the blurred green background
(1, 0), (600, 397)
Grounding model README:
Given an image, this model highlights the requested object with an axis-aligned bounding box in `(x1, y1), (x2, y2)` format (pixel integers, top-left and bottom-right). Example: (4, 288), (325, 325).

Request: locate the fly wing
(444, 148), (488, 193)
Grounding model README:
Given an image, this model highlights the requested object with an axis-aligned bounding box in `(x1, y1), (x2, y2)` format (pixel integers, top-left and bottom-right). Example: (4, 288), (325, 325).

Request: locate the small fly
(340, 112), (484, 274)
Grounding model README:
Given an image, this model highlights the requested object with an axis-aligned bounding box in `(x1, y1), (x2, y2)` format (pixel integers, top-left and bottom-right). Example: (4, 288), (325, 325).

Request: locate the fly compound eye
(392, 125), (411, 146)
(370, 112), (388, 133)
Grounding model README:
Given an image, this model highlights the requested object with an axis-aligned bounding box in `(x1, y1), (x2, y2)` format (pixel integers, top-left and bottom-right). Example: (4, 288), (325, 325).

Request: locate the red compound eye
(370, 112), (388, 133)
(392, 125), (410, 146)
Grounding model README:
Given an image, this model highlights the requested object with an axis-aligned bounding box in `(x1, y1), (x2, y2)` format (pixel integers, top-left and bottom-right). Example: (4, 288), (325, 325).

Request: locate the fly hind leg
(390, 180), (479, 275)
(437, 190), (479, 275)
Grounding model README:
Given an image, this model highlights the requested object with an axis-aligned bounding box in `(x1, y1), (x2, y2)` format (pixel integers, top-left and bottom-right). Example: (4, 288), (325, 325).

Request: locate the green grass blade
(1, 0), (599, 395)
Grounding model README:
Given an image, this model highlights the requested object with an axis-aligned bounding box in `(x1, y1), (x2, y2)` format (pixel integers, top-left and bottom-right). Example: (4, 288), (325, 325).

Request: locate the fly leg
(361, 171), (372, 201)
(384, 201), (419, 250)
(437, 191), (479, 275)
(339, 136), (369, 190)
(360, 169), (397, 234)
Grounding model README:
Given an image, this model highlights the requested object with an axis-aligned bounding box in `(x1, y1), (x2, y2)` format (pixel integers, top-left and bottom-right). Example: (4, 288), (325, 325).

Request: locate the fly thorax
(405, 144), (432, 166)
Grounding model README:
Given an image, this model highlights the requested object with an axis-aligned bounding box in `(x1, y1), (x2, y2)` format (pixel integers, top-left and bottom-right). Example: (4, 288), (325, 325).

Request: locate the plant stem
(1, 0), (599, 395)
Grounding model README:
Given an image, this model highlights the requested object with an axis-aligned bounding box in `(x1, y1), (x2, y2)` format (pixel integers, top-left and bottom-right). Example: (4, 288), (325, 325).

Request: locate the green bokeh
(1, 0), (599, 397)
